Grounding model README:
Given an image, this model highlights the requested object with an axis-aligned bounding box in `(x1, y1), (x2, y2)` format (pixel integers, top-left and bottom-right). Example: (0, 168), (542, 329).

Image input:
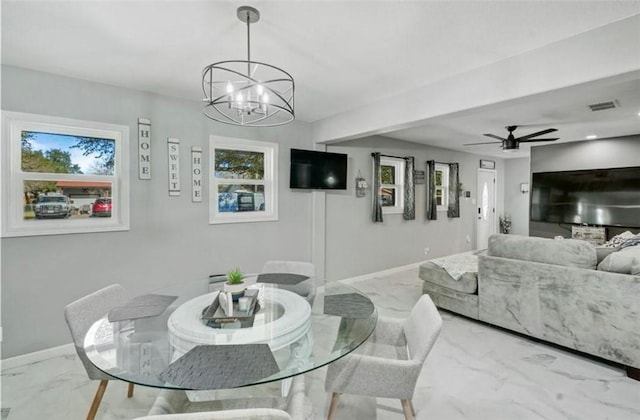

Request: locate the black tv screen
(530, 166), (640, 228)
(290, 149), (348, 190)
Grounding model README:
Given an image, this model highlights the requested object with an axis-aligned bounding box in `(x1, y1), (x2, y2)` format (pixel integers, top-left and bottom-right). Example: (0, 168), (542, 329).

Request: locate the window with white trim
(435, 163), (449, 212)
(1, 111), (129, 237)
(380, 157), (404, 214)
(209, 136), (278, 224)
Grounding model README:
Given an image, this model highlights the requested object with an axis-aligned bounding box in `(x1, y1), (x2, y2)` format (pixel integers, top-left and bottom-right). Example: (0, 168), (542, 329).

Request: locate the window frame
(435, 163), (449, 212)
(1, 111), (130, 237)
(380, 157), (405, 215)
(209, 135), (278, 224)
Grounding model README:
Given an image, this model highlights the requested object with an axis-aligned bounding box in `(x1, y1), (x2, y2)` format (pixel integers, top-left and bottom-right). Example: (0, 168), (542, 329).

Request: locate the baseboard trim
(1, 342), (74, 370)
(337, 262), (422, 285)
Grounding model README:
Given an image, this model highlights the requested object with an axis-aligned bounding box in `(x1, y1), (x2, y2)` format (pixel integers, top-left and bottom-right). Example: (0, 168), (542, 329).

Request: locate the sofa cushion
(596, 246), (621, 264)
(597, 245), (640, 274)
(488, 234), (597, 269)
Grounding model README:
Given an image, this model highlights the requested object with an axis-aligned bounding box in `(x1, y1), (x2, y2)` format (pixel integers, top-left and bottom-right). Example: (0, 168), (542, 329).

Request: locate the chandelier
(202, 6), (295, 127)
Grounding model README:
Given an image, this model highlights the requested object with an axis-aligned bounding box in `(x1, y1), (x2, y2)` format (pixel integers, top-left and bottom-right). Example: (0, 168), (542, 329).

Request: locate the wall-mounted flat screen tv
(290, 149), (348, 190)
(530, 166), (640, 228)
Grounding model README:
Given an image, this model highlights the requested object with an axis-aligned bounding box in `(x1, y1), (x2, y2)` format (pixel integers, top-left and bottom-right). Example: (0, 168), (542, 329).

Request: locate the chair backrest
(284, 375), (306, 420)
(261, 260), (315, 277)
(261, 261), (316, 305)
(64, 284), (128, 380)
(143, 372), (305, 419)
(402, 294), (442, 363)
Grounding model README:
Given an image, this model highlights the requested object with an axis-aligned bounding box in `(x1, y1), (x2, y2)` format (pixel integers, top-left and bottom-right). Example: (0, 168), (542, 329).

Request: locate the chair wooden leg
(87, 379), (108, 420)
(327, 392), (341, 420)
(127, 382), (135, 398)
(400, 399), (415, 420)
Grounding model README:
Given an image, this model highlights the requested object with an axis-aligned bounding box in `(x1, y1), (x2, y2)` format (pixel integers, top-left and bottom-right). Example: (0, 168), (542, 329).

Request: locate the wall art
(138, 118), (151, 179)
(168, 138), (180, 196)
(192, 146), (203, 202)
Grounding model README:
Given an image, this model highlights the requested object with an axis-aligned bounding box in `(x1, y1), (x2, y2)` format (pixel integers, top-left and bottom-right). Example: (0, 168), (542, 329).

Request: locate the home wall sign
(414, 170), (426, 184)
(138, 118), (151, 179)
(192, 147), (203, 202)
(168, 138), (180, 196)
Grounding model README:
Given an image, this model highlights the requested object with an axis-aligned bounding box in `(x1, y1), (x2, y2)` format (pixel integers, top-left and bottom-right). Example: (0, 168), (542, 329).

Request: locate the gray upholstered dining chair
(135, 374), (306, 420)
(64, 284), (135, 420)
(261, 260), (316, 305)
(324, 294), (442, 420)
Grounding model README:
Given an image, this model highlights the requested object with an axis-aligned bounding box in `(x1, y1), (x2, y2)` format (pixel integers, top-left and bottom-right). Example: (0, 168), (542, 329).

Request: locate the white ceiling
(3, 1), (640, 158)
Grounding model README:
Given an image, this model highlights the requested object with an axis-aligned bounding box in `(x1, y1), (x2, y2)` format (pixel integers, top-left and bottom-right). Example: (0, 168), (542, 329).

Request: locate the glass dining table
(83, 275), (377, 391)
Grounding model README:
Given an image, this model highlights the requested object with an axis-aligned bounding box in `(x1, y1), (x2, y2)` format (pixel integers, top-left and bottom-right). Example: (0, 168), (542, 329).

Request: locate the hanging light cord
(246, 13), (251, 77)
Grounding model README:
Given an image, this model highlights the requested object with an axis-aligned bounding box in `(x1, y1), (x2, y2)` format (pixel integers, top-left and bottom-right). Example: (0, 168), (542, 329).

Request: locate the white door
(476, 169), (497, 249)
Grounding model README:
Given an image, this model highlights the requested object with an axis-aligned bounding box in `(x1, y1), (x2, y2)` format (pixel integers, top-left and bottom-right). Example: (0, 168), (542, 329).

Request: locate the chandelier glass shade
(202, 6), (295, 127)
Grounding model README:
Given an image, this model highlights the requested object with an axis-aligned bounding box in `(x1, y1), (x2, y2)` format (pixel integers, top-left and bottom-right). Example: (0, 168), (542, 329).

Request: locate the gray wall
(529, 135), (640, 238)
(324, 136), (505, 281)
(0, 66), (314, 358)
(1, 66), (509, 357)
(504, 157), (531, 236)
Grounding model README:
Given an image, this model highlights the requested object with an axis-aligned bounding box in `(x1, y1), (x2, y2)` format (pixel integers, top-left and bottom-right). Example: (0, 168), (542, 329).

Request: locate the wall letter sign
(138, 118), (151, 179)
(168, 138), (180, 196)
(191, 147), (203, 202)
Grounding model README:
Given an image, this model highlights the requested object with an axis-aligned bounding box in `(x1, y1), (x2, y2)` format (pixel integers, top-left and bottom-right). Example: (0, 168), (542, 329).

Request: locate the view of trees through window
(380, 164), (396, 207)
(214, 149), (264, 179)
(435, 165), (449, 209)
(21, 131), (115, 220)
(214, 148), (266, 213)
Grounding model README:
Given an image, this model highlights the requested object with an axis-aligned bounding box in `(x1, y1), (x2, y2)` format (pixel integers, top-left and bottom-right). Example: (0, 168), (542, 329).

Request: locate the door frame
(476, 168), (497, 249)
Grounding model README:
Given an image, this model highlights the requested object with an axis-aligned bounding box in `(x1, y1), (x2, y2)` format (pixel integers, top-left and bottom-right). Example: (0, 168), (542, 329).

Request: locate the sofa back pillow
(597, 245), (640, 274)
(488, 234), (597, 269)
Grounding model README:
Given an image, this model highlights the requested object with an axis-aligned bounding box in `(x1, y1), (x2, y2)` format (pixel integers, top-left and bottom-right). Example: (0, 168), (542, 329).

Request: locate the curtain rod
(371, 153), (409, 160)
(370, 153), (455, 165)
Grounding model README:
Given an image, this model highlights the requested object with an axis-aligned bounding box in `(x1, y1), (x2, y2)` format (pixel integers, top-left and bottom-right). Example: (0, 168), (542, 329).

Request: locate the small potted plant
(499, 215), (512, 234)
(224, 268), (246, 301)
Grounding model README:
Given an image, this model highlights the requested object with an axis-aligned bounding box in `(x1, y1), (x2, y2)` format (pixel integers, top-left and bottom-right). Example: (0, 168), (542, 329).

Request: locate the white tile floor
(2, 267), (639, 419)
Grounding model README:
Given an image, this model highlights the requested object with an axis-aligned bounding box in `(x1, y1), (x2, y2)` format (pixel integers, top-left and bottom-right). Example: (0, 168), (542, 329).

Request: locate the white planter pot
(223, 281), (246, 301)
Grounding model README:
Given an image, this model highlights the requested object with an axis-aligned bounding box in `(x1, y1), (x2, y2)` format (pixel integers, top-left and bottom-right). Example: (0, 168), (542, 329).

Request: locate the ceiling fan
(464, 126), (559, 151)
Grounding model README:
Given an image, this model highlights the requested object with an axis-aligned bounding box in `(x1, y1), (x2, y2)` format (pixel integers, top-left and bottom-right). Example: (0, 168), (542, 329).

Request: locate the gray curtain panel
(372, 152), (383, 223)
(426, 160), (437, 220)
(403, 156), (416, 220)
(447, 162), (460, 218)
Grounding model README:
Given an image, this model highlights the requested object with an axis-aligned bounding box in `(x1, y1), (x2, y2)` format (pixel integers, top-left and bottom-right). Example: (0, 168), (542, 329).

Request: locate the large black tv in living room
(290, 149), (348, 190)
(530, 166), (640, 228)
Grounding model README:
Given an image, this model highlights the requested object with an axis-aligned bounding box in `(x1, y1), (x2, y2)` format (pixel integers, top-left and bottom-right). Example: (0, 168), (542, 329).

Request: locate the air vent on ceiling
(588, 100), (618, 111)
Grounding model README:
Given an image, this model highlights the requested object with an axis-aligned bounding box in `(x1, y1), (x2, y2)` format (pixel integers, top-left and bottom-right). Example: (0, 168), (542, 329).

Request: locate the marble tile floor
(2, 267), (639, 419)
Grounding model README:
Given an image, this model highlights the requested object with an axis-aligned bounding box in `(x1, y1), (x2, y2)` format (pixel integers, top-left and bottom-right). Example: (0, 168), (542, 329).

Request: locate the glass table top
(84, 276), (377, 390)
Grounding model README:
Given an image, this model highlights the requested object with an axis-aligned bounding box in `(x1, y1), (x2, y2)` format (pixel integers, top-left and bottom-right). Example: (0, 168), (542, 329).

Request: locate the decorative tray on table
(201, 288), (259, 329)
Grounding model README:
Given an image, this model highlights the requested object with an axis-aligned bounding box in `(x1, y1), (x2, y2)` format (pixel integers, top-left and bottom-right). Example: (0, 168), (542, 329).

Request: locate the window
(435, 163), (449, 212)
(209, 136), (278, 224)
(380, 157), (404, 214)
(1, 111), (129, 237)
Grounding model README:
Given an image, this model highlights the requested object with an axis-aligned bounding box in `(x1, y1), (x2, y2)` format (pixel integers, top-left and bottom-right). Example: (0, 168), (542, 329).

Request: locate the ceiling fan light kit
(202, 6), (295, 127)
(464, 125), (559, 151)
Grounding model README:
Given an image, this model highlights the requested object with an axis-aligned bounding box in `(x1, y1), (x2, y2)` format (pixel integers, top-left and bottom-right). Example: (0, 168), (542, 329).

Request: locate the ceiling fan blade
(463, 141), (503, 146)
(518, 138), (559, 143)
(516, 128), (558, 141)
(483, 134), (506, 141)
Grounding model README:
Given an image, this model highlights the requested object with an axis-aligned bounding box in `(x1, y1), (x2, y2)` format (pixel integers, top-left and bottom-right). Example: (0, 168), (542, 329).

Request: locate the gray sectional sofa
(420, 234), (640, 378)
